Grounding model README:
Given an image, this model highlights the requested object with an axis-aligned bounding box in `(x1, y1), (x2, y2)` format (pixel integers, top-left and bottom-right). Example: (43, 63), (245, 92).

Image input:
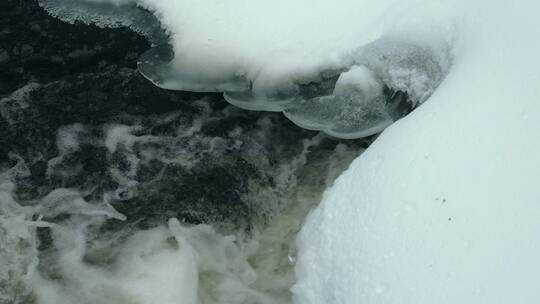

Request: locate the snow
(294, 1), (540, 303)
(39, 0), (452, 138)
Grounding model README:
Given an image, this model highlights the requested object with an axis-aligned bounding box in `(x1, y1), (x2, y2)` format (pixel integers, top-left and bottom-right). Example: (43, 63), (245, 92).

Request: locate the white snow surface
(294, 1), (540, 303)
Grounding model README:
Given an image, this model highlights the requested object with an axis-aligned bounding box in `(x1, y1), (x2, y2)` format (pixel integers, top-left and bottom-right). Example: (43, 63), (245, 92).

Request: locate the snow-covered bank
(294, 1), (540, 303)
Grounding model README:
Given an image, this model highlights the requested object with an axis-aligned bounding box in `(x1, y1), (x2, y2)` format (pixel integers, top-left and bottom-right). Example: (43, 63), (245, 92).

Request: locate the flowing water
(0, 2), (368, 302)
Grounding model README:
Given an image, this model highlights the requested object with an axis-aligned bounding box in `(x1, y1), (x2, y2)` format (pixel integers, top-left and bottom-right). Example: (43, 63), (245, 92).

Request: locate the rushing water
(0, 1), (369, 302)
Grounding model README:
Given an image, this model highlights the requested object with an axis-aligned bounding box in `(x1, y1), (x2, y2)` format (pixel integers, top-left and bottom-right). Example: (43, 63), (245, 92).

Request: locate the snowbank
(294, 1), (540, 303)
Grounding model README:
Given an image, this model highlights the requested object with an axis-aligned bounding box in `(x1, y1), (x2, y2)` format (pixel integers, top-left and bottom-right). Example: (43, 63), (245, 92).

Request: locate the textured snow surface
(294, 1), (540, 303)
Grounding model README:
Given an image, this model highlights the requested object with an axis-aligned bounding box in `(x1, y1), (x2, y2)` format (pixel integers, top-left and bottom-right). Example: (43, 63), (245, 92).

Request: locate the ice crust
(294, 1), (540, 303)
(39, 0), (452, 138)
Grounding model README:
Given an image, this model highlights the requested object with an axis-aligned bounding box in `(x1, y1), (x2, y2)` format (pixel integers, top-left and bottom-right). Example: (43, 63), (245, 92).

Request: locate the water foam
(294, 1), (540, 303)
(0, 142), (359, 304)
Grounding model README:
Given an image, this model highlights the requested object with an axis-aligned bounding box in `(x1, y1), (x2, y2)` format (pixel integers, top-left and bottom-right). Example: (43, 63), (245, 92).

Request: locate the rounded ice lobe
(284, 66), (392, 139)
(138, 36), (450, 138)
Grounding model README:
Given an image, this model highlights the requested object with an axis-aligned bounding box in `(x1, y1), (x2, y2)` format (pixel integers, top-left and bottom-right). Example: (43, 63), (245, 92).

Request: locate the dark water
(0, 1), (370, 303)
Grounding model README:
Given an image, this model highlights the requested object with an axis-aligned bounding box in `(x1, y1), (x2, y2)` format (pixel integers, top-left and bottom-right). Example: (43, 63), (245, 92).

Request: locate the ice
(0, 82), (40, 126)
(36, 188), (125, 220)
(32, 218), (270, 304)
(133, 0), (451, 138)
(284, 65), (392, 139)
(34, 0), (540, 301)
(351, 38), (450, 105)
(39, 0), (452, 138)
(294, 1), (540, 303)
(0, 181), (40, 303)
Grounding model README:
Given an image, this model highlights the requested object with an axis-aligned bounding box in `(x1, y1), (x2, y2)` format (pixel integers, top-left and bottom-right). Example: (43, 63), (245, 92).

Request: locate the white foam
(135, 0), (453, 139)
(0, 116), (361, 304)
(0, 181), (40, 303)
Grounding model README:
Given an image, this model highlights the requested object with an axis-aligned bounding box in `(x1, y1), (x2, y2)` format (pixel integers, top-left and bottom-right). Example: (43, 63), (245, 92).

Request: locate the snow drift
(294, 1), (540, 303)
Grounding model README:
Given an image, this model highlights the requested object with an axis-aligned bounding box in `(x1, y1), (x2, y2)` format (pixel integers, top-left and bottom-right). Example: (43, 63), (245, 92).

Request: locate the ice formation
(0, 179), (265, 304)
(37, 0), (167, 44)
(38, 0), (452, 138)
(294, 1), (540, 303)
